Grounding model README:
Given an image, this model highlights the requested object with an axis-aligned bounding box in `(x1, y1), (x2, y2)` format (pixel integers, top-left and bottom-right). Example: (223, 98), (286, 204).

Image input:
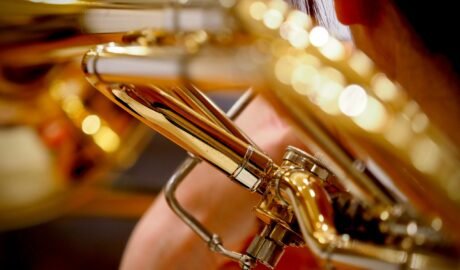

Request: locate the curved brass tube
(80, 28), (460, 269)
(280, 170), (458, 269)
(81, 40), (399, 211)
(3, 0), (460, 268)
(81, 42), (274, 192)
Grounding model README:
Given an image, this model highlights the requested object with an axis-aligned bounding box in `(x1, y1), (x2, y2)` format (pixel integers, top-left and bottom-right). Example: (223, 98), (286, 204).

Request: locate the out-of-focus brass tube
(81, 40), (397, 207)
(82, 42), (262, 145)
(82, 43), (261, 90)
(232, 0), (460, 239)
(0, 0), (229, 66)
(232, 0), (397, 208)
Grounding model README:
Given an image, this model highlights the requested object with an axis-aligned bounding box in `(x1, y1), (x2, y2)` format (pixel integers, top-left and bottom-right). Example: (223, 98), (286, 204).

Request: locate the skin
(122, 0), (460, 269)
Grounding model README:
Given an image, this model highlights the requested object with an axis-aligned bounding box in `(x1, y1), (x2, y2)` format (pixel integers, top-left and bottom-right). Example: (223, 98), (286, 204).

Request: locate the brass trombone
(2, 0), (460, 269)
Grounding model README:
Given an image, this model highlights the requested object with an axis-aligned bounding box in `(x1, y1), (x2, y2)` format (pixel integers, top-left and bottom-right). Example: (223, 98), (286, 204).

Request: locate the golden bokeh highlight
(249, 1), (267, 20)
(93, 126), (120, 153)
(81, 114), (101, 135)
(309, 26), (329, 47)
(384, 115), (413, 148)
(263, 9), (283, 29)
(411, 112), (429, 133)
(352, 97), (388, 132)
(372, 73), (399, 102)
(286, 10), (312, 29)
(267, 0), (288, 14)
(338, 84), (368, 117)
(320, 37), (346, 61)
(62, 96), (85, 118)
(288, 29), (309, 49)
(319, 67), (346, 86)
(317, 81), (342, 115)
(349, 51), (374, 77)
(410, 136), (441, 174)
(275, 55), (297, 85)
(291, 64), (320, 95)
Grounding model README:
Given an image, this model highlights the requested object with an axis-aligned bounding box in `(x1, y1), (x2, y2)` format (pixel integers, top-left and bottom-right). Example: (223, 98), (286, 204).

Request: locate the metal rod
(164, 89), (256, 268)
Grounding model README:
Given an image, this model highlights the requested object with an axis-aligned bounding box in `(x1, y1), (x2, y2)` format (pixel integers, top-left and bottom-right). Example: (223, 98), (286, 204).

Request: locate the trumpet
(3, 0), (460, 269)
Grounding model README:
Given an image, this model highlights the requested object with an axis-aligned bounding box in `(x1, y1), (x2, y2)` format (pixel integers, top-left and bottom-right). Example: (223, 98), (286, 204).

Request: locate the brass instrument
(2, 0), (460, 269)
(0, 0), (155, 229)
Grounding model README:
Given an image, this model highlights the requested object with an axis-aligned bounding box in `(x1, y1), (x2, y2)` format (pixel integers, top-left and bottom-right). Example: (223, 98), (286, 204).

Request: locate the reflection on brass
(1, 0), (460, 269)
(0, 59), (151, 230)
(163, 91), (258, 270)
(0, 0), (154, 229)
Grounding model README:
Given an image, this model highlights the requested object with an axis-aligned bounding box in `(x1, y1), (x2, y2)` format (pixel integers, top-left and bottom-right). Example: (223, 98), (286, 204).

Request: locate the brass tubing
(232, 0), (398, 207)
(280, 170), (458, 269)
(82, 42), (261, 145)
(164, 90), (258, 269)
(83, 76), (273, 192)
(0, 0), (228, 65)
(173, 85), (257, 146)
(82, 43), (259, 90)
(272, 91), (396, 206)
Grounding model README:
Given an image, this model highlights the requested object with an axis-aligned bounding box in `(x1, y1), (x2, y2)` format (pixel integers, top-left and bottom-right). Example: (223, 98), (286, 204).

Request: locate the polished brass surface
(0, 0), (231, 66)
(246, 223), (289, 268)
(83, 82), (274, 192)
(1, 0), (460, 269)
(79, 0), (460, 268)
(235, 0), (460, 233)
(164, 92), (258, 269)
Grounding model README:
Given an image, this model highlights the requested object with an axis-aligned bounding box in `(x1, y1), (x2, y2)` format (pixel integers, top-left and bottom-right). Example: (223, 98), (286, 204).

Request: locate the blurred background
(0, 70), (240, 269)
(0, 1), (241, 268)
